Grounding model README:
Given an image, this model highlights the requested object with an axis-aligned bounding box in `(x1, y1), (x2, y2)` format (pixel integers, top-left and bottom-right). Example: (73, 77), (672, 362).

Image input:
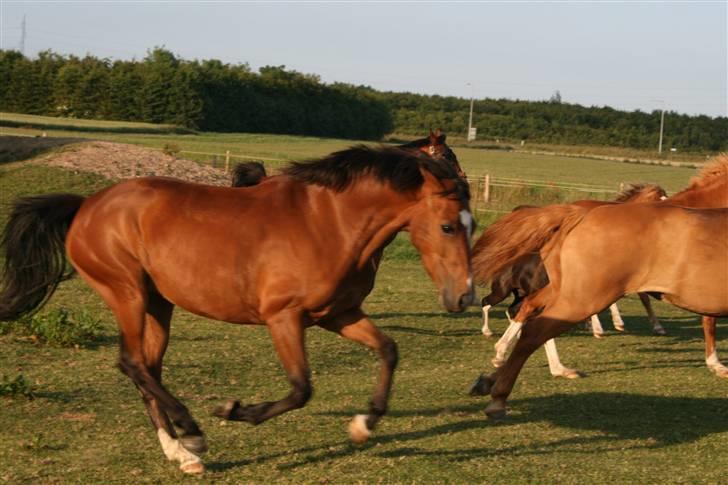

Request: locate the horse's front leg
(319, 308), (398, 444)
(214, 310), (312, 424)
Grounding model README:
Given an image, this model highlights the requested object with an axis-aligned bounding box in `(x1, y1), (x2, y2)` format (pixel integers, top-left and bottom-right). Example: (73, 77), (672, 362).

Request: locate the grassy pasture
(0, 112), (193, 134)
(0, 133), (726, 482)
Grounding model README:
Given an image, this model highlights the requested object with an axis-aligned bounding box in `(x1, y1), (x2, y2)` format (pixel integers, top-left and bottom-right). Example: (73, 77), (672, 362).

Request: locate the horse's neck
(668, 182), (728, 208)
(303, 183), (412, 270)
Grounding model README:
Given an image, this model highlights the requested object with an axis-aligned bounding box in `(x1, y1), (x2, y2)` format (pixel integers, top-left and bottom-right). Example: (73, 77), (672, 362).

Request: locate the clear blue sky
(1, 1), (726, 118)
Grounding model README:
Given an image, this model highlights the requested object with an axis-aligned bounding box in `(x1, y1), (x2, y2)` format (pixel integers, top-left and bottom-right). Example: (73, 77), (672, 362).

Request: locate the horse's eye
(441, 224), (455, 235)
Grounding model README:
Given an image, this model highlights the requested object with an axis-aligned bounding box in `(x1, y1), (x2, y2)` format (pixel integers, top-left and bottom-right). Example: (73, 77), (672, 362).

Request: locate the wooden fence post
(483, 174), (490, 203)
(224, 150), (231, 173)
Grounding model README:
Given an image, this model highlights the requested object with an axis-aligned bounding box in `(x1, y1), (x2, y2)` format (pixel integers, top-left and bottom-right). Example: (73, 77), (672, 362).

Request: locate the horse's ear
(428, 129), (438, 145)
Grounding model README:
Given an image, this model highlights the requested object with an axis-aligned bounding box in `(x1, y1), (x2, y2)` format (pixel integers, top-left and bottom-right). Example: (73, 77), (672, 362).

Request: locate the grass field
(0, 129), (726, 483)
(0, 112), (193, 134)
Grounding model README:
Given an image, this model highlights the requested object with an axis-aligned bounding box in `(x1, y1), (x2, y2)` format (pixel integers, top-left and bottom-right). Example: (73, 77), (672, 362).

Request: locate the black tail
(0, 194), (85, 321)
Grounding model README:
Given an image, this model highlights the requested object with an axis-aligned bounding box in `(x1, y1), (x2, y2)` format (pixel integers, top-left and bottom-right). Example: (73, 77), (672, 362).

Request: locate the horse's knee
(380, 337), (398, 369)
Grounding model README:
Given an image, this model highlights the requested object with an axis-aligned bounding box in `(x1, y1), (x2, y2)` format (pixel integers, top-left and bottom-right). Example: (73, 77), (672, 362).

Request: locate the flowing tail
(0, 194), (85, 321)
(472, 204), (589, 285)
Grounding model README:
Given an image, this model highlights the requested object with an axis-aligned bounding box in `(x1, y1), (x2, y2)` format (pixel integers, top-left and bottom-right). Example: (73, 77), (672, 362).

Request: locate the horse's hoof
(469, 374), (493, 396)
(654, 327), (667, 336)
(348, 414), (371, 444)
(593, 332), (604, 339)
(491, 357), (505, 368)
(180, 460), (205, 474)
(213, 399), (240, 420)
(482, 329), (494, 337)
(614, 324), (625, 332)
(558, 368), (586, 379)
(180, 434), (208, 454)
(710, 366), (728, 378)
(484, 401), (507, 420)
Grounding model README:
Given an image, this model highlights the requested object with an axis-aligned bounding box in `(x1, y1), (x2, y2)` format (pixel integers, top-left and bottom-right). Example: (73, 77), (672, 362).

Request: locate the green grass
(0, 112), (193, 134)
(1, 151), (726, 482)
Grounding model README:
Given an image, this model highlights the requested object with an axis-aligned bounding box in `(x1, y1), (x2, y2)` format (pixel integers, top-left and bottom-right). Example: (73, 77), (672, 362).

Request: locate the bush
(0, 374), (34, 399)
(2, 308), (104, 347)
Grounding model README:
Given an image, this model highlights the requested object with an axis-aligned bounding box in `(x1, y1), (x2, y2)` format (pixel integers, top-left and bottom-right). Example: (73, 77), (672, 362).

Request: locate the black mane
(283, 145), (469, 202)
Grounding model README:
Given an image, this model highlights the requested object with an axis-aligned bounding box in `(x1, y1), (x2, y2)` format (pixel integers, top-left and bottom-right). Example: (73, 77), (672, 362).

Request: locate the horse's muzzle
(441, 284), (475, 313)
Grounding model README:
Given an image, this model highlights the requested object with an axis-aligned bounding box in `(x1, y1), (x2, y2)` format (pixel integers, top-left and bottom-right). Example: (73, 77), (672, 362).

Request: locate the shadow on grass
(209, 392), (728, 471)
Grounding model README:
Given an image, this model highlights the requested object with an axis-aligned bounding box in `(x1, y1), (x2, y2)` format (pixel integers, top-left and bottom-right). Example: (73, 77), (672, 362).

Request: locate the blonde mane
(687, 153), (728, 188)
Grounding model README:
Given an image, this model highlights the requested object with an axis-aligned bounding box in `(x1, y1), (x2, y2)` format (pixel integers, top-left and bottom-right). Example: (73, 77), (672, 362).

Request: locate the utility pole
(19, 15), (26, 55)
(658, 108), (665, 154)
(466, 82), (475, 141)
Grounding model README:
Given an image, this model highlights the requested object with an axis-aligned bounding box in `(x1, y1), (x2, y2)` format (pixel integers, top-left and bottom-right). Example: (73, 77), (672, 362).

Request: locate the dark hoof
(485, 408), (507, 421)
(468, 374), (494, 396)
(484, 401), (507, 420)
(180, 434), (208, 454)
(213, 399), (240, 420)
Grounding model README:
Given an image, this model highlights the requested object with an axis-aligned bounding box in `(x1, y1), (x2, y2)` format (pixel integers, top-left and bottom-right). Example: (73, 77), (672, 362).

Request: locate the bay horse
(231, 160), (267, 187)
(0, 145), (474, 474)
(469, 201), (728, 418)
(477, 183), (667, 379)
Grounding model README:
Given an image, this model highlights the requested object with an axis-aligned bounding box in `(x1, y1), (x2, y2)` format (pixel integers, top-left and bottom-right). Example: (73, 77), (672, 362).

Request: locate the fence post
(483, 174), (490, 203)
(619, 182), (624, 193)
(225, 150), (231, 173)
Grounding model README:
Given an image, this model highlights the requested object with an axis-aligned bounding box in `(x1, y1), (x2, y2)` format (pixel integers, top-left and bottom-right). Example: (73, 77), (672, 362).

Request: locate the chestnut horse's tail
(0, 194), (85, 321)
(472, 204), (589, 284)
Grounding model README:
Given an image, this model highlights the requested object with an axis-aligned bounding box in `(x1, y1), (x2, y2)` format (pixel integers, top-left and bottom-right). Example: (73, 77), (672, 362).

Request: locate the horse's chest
(307, 261), (378, 320)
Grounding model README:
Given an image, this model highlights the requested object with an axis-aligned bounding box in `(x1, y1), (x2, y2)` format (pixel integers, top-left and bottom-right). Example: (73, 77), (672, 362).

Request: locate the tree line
(373, 91), (727, 152)
(1, 48), (725, 151)
(0, 48), (392, 140)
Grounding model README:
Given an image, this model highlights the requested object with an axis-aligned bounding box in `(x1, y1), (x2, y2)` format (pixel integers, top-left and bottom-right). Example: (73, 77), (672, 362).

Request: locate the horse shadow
(209, 392), (728, 471)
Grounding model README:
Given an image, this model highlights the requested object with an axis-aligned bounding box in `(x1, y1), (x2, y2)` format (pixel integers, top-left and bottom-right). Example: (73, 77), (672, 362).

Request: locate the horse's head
(401, 129), (466, 179)
(406, 164), (474, 313)
(232, 161), (268, 188)
(615, 183), (667, 203)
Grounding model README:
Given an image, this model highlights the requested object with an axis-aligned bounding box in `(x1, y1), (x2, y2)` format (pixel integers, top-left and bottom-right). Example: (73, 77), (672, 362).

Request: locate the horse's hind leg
(703, 316), (728, 377)
(609, 303), (625, 332)
(589, 313), (605, 338)
(214, 309), (312, 425)
(543, 338), (583, 379)
(142, 292), (204, 474)
(319, 308), (397, 444)
(638, 293), (665, 335)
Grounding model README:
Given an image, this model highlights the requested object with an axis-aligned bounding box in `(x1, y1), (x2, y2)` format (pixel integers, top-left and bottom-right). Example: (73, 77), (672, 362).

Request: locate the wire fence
(171, 147), (621, 219)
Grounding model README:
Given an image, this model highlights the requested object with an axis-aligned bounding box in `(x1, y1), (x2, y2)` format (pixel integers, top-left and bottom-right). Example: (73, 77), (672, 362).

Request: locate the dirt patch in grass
(0, 135), (89, 164)
(33, 139), (231, 185)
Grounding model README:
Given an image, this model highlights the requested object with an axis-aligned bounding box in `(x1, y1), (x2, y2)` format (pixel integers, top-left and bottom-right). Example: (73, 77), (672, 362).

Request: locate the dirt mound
(37, 140), (231, 186)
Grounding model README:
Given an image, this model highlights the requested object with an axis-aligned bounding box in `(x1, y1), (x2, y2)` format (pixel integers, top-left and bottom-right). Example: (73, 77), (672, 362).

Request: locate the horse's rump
(472, 204), (589, 284)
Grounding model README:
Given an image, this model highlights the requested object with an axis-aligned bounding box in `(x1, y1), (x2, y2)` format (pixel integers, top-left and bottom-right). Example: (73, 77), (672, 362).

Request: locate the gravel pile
(39, 141), (232, 186)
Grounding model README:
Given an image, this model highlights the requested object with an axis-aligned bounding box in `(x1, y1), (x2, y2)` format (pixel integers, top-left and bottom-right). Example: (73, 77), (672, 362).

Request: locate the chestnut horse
(0, 145), (474, 474)
(469, 201), (728, 418)
(476, 183), (667, 379)
(664, 154), (728, 376)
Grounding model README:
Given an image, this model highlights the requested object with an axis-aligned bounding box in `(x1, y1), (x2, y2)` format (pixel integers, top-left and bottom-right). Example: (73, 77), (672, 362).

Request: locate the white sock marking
(157, 429), (201, 467)
(481, 304), (492, 335)
(590, 314), (604, 336)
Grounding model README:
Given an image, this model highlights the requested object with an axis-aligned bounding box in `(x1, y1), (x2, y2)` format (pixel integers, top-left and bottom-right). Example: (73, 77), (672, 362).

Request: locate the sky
(1, 1), (726, 118)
